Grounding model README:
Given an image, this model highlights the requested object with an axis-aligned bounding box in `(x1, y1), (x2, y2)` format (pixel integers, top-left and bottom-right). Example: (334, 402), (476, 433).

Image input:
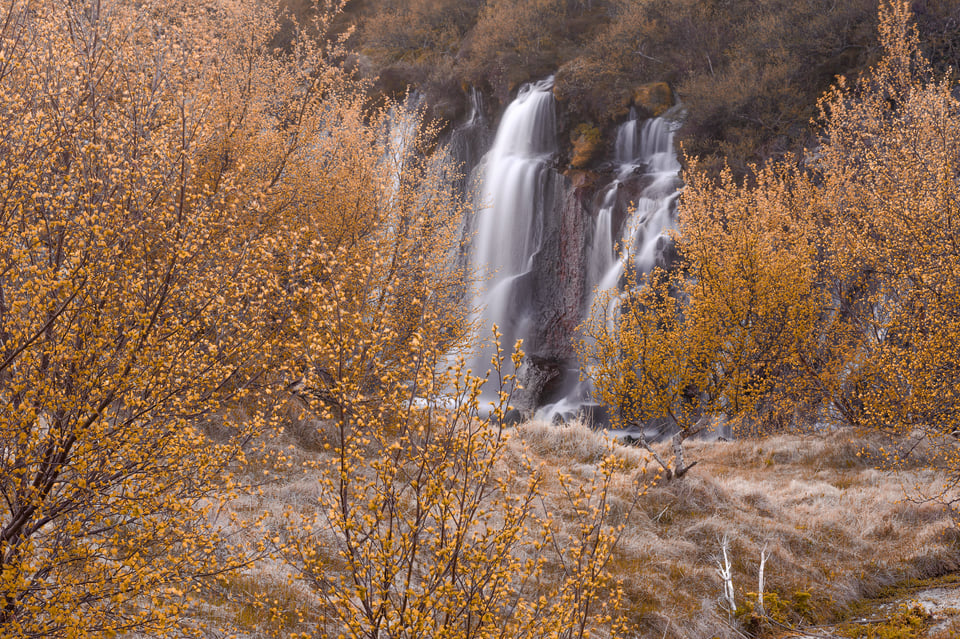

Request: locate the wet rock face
(654, 235), (678, 271)
(498, 172), (590, 415)
(526, 173), (589, 362)
(512, 171), (592, 417)
(447, 89), (492, 199)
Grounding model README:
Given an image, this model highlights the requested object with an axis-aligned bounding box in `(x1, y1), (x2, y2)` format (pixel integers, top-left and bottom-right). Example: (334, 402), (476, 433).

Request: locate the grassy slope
(517, 423), (960, 637)
(215, 418), (960, 638)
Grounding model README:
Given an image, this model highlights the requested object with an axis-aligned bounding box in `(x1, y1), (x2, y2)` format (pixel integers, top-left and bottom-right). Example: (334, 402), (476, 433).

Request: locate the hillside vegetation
(583, 0), (960, 514)
(0, 0), (468, 634)
(341, 0), (960, 173)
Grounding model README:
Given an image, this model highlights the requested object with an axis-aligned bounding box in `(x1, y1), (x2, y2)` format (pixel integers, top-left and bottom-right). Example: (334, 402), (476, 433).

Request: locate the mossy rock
(837, 603), (932, 639)
(632, 82), (674, 117)
(569, 122), (603, 169)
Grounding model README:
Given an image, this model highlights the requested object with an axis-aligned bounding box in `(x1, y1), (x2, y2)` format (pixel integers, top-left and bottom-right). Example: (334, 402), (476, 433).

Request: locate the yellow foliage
(465, 0), (569, 92)
(569, 123), (602, 169)
(0, 0), (469, 635)
(279, 336), (633, 639)
(804, 0), (960, 508)
(0, 1), (632, 636)
(582, 161), (825, 459)
(631, 82), (673, 117)
(583, 1), (960, 490)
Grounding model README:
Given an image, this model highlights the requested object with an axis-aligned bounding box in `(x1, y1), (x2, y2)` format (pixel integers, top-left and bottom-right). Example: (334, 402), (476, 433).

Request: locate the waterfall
(458, 76), (681, 422)
(466, 86), (485, 127)
(465, 78), (557, 385)
(587, 187), (617, 288)
(614, 108), (640, 167)
(585, 114), (681, 293)
(594, 116), (682, 300)
(448, 88), (491, 198)
(535, 114), (683, 424)
(383, 93), (423, 196)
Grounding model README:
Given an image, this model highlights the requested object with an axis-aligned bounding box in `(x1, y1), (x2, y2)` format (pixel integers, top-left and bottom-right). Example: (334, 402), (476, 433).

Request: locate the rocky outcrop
(503, 169), (590, 414)
(527, 173), (589, 362)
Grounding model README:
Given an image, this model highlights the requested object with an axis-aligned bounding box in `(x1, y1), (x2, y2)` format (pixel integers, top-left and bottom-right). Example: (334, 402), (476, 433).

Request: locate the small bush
(569, 122), (603, 168)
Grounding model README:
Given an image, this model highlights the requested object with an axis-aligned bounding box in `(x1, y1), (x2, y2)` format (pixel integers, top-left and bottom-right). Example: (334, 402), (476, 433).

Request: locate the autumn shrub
(0, 0), (636, 633)
(0, 0), (291, 633)
(807, 1), (960, 515)
(580, 159), (826, 475)
(0, 0), (471, 635)
(361, 0), (482, 66)
(273, 338), (636, 639)
(839, 603), (933, 639)
(583, 0), (960, 506)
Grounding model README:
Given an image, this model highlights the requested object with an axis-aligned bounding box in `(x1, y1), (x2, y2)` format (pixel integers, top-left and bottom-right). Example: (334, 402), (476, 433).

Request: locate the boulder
(512, 357), (564, 417)
(502, 408), (524, 426)
(578, 403), (610, 427)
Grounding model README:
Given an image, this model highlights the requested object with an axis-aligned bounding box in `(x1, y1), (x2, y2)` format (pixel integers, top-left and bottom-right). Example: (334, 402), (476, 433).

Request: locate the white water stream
(536, 114), (683, 423)
(462, 78), (681, 423)
(466, 77), (557, 381)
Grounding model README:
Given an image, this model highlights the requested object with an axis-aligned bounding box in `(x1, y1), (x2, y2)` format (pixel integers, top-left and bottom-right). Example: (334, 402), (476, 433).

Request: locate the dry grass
(220, 416), (960, 638)
(510, 421), (960, 637)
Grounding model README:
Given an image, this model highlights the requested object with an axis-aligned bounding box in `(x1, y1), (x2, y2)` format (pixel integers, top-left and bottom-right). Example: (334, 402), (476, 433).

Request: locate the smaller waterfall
(596, 116), (682, 298)
(587, 187), (617, 287)
(614, 108), (641, 168)
(466, 87), (485, 127)
(382, 93), (424, 203)
(448, 88), (491, 198)
(535, 113), (683, 424)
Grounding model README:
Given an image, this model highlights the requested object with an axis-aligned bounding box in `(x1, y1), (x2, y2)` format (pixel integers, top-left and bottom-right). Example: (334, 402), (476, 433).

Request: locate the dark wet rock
(653, 235), (678, 271)
(578, 403), (609, 427)
(502, 408), (523, 426)
(513, 356), (565, 416)
(564, 169), (602, 192)
(524, 174), (589, 363)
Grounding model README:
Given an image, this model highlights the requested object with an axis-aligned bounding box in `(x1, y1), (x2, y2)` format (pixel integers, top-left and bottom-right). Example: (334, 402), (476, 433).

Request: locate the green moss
(736, 589), (826, 634)
(837, 604), (932, 639)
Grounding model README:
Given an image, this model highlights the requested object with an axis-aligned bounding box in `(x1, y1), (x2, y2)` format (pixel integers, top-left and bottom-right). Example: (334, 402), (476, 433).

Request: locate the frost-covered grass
(513, 420), (960, 637)
(224, 415), (960, 638)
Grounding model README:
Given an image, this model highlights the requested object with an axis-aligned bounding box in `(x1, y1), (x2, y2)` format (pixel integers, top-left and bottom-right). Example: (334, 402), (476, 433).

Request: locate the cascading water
(614, 108), (642, 167)
(459, 76), (681, 422)
(587, 108), (655, 287)
(535, 111), (683, 423)
(599, 116), (682, 291)
(465, 78), (558, 386)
